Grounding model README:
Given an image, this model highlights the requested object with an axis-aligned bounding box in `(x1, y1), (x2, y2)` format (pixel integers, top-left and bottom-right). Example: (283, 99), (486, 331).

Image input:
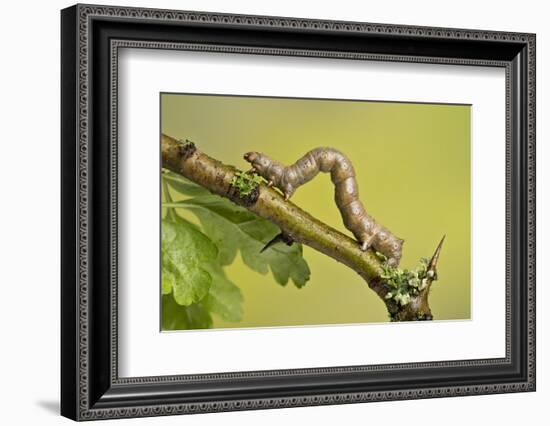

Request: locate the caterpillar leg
(360, 235), (375, 251)
(283, 187), (295, 201)
(267, 180), (274, 187)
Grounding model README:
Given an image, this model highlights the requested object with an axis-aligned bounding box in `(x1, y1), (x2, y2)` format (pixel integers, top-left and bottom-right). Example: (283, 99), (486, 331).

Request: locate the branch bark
(161, 133), (442, 321)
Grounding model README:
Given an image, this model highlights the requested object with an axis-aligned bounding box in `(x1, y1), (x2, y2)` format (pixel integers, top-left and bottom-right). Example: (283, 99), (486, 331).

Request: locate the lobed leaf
(160, 171), (310, 331)
(161, 217), (217, 306)
(161, 295), (213, 330)
(169, 194), (311, 288)
(202, 264), (243, 322)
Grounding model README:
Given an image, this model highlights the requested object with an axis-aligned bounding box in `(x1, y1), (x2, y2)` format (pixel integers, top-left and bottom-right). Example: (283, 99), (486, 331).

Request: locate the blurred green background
(161, 93), (471, 327)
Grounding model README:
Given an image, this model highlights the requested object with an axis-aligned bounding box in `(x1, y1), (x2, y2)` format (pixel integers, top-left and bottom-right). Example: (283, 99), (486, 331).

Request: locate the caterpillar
(244, 147), (404, 266)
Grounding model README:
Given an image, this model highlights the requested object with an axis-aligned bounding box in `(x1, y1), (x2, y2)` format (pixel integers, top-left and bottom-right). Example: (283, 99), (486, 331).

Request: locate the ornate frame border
(61, 4), (535, 421)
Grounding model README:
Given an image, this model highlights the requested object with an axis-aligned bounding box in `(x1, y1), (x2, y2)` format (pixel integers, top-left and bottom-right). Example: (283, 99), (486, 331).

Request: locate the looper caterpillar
(244, 147), (404, 266)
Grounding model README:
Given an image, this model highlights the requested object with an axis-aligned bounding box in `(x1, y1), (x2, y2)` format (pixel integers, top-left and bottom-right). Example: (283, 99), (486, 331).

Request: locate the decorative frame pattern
(61, 4), (535, 421)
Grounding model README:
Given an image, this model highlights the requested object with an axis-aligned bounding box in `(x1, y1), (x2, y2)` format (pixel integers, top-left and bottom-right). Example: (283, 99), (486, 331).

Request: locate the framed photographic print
(61, 3), (536, 421)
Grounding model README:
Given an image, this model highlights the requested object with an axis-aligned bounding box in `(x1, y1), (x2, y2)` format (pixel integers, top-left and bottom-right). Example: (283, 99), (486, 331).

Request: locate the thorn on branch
(428, 235), (446, 281)
(260, 232), (294, 253)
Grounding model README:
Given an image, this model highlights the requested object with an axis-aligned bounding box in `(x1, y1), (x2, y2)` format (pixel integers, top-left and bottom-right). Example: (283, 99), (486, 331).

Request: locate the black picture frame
(61, 3), (536, 421)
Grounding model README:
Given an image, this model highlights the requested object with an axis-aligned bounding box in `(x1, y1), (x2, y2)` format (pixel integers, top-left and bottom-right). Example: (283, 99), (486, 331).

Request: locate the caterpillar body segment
(243, 148), (404, 266)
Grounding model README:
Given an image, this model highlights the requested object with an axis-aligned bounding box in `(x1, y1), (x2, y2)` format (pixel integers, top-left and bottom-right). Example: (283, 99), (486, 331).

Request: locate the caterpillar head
(375, 230), (404, 267)
(243, 152), (272, 176)
(387, 238), (404, 267)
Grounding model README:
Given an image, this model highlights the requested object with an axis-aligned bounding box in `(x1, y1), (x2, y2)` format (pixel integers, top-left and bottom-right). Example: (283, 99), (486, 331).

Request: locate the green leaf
(202, 264), (243, 322)
(161, 216), (218, 306)
(165, 182), (311, 288)
(161, 295), (212, 330)
(162, 270), (175, 295)
(163, 169), (210, 197)
(161, 176), (245, 329)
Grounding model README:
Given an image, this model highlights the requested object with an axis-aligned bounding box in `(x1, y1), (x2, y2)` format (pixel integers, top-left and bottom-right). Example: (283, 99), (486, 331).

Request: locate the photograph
(58, 4), (536, 420)
(160, 93), (471, 330)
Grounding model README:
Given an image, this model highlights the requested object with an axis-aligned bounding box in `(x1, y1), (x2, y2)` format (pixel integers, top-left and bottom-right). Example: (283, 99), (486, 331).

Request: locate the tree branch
(161, 133), (442, 321)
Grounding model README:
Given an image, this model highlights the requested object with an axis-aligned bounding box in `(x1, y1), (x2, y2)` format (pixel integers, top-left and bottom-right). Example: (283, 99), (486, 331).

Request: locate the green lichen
(381, 257), (434, 307)
(230, 171), (262, 197)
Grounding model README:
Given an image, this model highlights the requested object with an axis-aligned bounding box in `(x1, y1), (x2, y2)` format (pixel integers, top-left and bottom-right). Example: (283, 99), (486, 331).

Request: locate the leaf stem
(162, 175), (177, 222)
